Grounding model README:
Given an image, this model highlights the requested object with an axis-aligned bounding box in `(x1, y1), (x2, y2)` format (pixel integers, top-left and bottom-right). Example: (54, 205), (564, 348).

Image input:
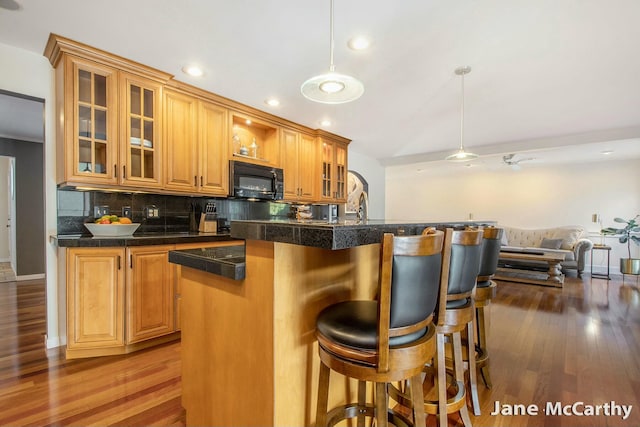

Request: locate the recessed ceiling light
(245, 119), (252, 125)
(601, 150), (613, 155)
(320, 119), (332, 127)
(182, 65), (204, 77)
(348, 36), (370, 51)
(265, 98), (280, 107)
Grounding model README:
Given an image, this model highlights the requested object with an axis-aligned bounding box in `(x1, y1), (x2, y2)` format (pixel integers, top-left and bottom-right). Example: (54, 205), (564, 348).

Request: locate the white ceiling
(1, 0), (639, 166)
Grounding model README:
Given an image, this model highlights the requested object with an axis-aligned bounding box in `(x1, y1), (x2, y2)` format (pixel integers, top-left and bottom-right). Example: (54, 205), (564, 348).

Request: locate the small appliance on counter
(199, 202), (218, 233)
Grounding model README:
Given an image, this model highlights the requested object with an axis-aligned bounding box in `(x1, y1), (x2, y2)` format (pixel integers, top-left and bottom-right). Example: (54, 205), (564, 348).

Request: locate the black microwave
(229, 160), (284, 201)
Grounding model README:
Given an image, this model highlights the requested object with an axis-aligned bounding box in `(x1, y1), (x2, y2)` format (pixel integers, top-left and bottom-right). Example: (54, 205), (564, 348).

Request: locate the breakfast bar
(172, 219), (494, 426)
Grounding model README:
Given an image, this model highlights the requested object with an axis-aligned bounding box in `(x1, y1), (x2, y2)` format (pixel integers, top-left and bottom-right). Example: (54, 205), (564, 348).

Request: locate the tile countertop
(53, 232), (236, 247)
(230, 219), (497, 250)
(169, 244), (245, 281)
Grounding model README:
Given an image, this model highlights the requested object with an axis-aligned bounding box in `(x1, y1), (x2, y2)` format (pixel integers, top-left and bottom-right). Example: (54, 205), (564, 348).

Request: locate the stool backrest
(377, 230), (445, 370)
(478, 227), (503, 285)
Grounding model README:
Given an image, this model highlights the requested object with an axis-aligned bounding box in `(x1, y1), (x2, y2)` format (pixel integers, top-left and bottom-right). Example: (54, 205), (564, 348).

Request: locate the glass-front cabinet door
(320, 139), (334, 200)
(120, 73), (162, 187)
(68, 56), (118, 185)
(319, 138), (348, 203)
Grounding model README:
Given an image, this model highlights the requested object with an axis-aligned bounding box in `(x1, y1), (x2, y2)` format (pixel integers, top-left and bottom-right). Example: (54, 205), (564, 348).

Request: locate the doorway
(0, 90), (46, 280)
(0, 156), (16, 282)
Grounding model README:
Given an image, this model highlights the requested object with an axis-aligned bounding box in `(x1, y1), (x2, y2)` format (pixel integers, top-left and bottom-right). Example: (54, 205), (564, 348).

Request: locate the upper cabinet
(45, 34), (349, 201)
(120, 72), (164, 187)
(60, 56), (119, 185)
(318, 135), (349, 203)
(46, 34), (170, 189)
(163, 88), (228, 195)
(281, 128), (316, 202)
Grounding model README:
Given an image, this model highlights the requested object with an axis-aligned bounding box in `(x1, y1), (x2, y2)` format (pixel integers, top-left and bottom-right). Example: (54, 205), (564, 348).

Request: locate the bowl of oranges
(85, 215), (140, 237)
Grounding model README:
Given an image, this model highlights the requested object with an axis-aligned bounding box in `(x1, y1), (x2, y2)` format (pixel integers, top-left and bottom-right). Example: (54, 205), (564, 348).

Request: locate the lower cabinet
(126, 245), (175, 343)
(65, 241), (242, 358)
(66, 248), (126, 351)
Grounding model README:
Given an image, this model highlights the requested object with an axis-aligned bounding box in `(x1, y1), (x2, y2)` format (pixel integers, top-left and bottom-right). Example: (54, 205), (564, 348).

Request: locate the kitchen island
(174, 219), (494, 426)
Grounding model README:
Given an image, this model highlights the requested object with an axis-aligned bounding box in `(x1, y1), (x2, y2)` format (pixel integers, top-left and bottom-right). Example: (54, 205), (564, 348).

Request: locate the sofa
(498, 225), (594, 278)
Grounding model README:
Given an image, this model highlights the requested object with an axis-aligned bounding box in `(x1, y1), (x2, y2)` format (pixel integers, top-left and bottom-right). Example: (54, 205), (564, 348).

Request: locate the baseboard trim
(16, 273), (46, 281)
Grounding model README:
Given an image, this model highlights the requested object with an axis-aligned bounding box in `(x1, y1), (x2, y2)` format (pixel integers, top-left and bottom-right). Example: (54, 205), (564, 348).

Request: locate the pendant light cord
(460, 70), (465, 151)
(329, 0), (335, 72)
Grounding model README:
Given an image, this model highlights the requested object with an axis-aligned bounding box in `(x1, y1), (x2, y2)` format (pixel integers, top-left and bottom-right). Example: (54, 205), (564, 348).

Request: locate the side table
(590, 244), (611, 280)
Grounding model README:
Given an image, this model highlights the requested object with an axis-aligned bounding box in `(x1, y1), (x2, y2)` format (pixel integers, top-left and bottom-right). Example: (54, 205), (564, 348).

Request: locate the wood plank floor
(0, 275), (639, 426)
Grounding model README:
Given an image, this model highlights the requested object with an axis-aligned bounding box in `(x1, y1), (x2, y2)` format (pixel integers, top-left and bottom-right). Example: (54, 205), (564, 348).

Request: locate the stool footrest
(326, 403), (412, 427)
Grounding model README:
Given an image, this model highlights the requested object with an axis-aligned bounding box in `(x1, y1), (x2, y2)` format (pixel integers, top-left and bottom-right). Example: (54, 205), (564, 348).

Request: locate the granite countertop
(53, 231), (236, 247)
(169, 244), (245, 281)
(230, 219), (497, 250)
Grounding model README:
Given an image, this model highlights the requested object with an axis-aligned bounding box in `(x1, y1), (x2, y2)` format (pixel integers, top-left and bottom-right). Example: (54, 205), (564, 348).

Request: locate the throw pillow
(540, 238), (563, 250)
(551, 227), (584, 250)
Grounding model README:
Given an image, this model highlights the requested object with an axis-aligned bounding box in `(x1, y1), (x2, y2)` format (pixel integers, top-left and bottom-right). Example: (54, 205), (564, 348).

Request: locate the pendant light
(446, 66), (478, 161)
(301, 0), (364, 104)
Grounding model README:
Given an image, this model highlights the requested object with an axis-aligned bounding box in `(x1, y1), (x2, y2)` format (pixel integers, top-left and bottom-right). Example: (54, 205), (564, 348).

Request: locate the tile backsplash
(57, 189), (332, 235)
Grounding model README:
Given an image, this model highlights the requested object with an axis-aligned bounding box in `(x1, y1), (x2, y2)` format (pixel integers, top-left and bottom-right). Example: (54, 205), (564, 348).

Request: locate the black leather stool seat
(317, 300), (429, 351)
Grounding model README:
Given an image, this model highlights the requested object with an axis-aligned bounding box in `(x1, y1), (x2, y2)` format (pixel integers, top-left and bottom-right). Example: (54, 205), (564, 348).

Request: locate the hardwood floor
(0, 279), (184, 426)
(0, 275), (638, 426)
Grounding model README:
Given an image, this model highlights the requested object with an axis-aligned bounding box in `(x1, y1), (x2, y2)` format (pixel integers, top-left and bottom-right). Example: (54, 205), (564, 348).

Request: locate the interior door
(8, 157), (16, 273)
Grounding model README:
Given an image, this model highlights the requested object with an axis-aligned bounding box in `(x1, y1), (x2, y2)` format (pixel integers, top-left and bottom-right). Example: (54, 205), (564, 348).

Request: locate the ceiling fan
(503, 153), (535, 169)
(0, 0), (20, 10)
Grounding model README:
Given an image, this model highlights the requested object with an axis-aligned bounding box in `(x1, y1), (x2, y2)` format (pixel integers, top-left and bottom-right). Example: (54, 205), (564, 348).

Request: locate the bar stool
(425, 227), (483, 427)
(315, 229), (449, 427)
(474, 227), (503, 390)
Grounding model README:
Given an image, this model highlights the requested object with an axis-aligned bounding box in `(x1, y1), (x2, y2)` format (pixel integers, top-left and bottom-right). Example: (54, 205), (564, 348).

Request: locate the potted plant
(602, 215), (640, 275)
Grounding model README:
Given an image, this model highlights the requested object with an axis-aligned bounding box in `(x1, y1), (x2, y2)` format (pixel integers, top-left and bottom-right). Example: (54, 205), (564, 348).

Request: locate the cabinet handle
(117, 255), (121, 270)
(123, 165), (127, 179)
(114, 165), (117, 178)
(130, 254), (133, 269)
(194, 175), (198, 187)
(200, 176), (203, 186)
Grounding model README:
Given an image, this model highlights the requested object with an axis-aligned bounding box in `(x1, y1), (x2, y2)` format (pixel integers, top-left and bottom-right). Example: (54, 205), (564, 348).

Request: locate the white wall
(347, 150), (385, 220)
(0, 42), (58, 347)
(386, 158), (640, 274)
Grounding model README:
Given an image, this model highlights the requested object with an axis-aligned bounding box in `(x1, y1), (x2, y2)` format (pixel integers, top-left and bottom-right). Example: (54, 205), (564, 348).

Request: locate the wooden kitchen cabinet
(46, 34), (170, 189)
(119, 72), (164, 188)
(163, 89), (229, 195)
(126, 245), (175, 343)
(66, 248), (125, 352)
(318, 136), (349, 203)
(65, 245), (179, 359)
(280, 128), (317, 202)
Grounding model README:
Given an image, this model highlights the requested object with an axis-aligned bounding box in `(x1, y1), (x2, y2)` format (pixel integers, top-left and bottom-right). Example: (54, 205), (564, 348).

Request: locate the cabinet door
(298, 133), (317, 201)
(334, 142), (348, 202)
(319, 138), (334, 202)
(319, 138), (348, 203)
(67, 248), (125, 350)
(126, 245), (175, 343)
(120, 72), (163, 188)
(64, 56), (119, 185)
(163, 89), (198, 192)
(199, 101), (229, 195)
(281, 128), (300, 201)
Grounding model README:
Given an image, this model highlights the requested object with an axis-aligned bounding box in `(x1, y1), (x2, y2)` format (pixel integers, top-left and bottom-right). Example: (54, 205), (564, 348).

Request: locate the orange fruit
(119, 217), (132, 224)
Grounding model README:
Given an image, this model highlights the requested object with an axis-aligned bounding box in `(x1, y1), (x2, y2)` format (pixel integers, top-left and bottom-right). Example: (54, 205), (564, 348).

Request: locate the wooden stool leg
(436, 333), (448, 427)
(375, 382), (389, 427)
(409, 373), (426, 427)
(316, 362), (330, 427)
(357, 381), (366, 427)
(476, 305), (493, 388)
(452, 331), (473, 427)
(466, 320), (481, 416)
